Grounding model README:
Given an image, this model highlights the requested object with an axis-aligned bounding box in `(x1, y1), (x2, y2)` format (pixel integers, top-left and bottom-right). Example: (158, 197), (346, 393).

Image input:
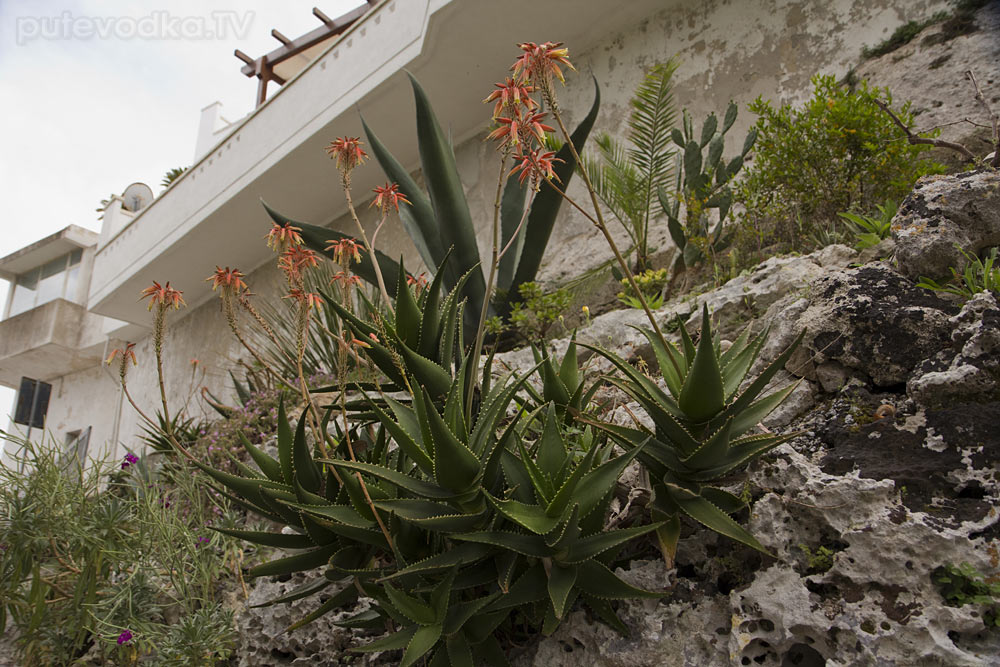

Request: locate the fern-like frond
(628, 59), (680, 224)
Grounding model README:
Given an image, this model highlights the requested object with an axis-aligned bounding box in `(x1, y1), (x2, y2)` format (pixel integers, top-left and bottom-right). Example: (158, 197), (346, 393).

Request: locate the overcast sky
(0, 0), (362, 422)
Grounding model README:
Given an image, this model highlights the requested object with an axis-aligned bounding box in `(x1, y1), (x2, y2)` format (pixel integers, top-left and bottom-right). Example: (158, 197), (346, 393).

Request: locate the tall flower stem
(543, 88), (668, 347)
(342, 177), (394, 317)
(467, 153), (509, 421)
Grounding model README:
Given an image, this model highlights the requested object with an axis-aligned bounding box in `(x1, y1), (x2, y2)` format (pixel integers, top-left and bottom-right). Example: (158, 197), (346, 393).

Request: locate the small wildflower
(117, 630), (133, 645)
(326, 136), (368, 172)
(121, 453), (139, 469)
(581, 305), (590, 316)
(196, 536), (211, 546)
(139, 281), (185, 310)
(207, 266), (247, 294)
(325, 237), (362, 265)
(370, 182), (411, 214)
(266, 222), (304, 252)
(106, 342), (137, 367)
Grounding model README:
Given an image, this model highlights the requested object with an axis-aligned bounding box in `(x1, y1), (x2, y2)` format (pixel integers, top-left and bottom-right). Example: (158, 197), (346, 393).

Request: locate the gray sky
(0, 0), (361, 422)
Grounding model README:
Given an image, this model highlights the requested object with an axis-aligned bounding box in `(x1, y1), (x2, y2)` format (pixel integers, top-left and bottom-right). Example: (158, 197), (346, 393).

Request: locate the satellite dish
(121, 182), (154, 212)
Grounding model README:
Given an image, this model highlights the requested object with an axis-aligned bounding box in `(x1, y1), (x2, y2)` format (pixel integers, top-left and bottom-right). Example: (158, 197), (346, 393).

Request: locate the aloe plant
(587, 305), (803, 564)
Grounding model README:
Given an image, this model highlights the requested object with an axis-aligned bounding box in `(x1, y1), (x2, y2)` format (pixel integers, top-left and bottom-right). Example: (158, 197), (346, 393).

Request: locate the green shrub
(618, 268), (669, 310)
(838, 199), (897, 251)
(508, 281), (572, 342)
(917, 246), (1000, 300)
(736, 75), (943, 255)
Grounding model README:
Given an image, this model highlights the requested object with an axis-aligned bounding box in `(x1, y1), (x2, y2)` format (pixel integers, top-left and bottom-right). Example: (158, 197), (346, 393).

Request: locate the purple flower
(117, 630), (133, 645)
(121, 453), (139, 469)
(196, 536), (210, 546)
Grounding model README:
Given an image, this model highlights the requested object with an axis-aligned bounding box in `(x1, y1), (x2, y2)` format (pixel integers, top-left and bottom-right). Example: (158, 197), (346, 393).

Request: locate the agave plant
(586, 305), (803, 564)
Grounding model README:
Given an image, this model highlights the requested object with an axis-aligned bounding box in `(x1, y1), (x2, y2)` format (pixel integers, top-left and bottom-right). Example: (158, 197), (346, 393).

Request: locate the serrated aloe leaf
(334, 609), (383, 629)
(190, 460), (289, 509)
(500, 445), (535, 504)
(546, 503), (581, 552)
(632, 326), (686, 398)
(402, 623), (443, 667)
(361, 116), (441, 275)
(400, 346), (452, 401)
(701, 486), (746, 514)
(292, 410), (321, 494)
(575, 445), (643, 519)
(498, 173), (529, 292)
(286, 584), (359, 632)
(721, 330), (765, 400)
(682, 417), (733, 470)
(726, 329), (805, 418)
(583, 594), (629, 636)
(564, 522), (662, 563)
(208, 484), (285, 524)
(558, 336), (580, 394)
(252, 576), (331, 609)
(323, 459), (452, 499)
(583, 343), (678, 417)
(576, 560), (663, 599)
(228, 453), (264, 480)
(539, 354), (571, 408)
(678, 314), (697, 363)
(417, 250), (452, 358)
(548, 563), (578, 619)
(247, 544), (338, 578)
(517, 437), (554, 503)
(394, 259), (423, 349)
(545, 442), (599, 519)
(673, 491), (771, 555)
(408, 73), (486, 316)
(277, 396), (293, 485)
(601, 377), (697, 453)
(380, 543), (493, 582)
(422, 388), (480, 493)
(486, 493), (561, 534)
(536, 404), (568, 480)
(509, 76), (600, 297)
(678, 306), (725, 422)
(239, 432), (283, 483)
(488, 564), (547, 612)
(368, 396), (433, 475)
(386, 584), (436, 625)
(354, 626), (416, 654)
(443, 362), (468, 439)
(729, 382), (799, 437)
(654, 511), (682, 566)
(453, 530), (549, 558)
(446, 634), (474, 667)
(430, 566), (458, 621)
(689, 432), (796, 482)
(282, 500), (374, 529)
(209, 526), (313, 549)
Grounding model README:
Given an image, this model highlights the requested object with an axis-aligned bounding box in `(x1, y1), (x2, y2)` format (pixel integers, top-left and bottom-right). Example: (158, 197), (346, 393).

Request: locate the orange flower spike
(106, 342), (137, 366)
(483, 77), (537, 118)
(325, 238), (363, 265)
(284, 289), (323, 312)
(486, 111), (522, 150)
(521, 111), (555, 145)
(265, 222), (303, 252)
(206, 266), (247, 293)
(326, 136), (368, 172)
(371, 183), (411, 214)
(140, 281), (185, 310)
(512, 41), (575, 84)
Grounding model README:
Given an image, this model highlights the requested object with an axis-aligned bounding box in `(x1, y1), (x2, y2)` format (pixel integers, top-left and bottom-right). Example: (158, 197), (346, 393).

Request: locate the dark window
(14, 377), (51, 429)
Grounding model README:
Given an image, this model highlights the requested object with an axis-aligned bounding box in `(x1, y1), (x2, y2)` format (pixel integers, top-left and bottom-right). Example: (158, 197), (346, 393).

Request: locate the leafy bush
(838, 200), (897, 251)
(933, 562), (1000, 628)
(736, 75), (943, 255)
(861, 13), (948, 59)
(508, 281), (572, 342)
(618, 268), (669, 310)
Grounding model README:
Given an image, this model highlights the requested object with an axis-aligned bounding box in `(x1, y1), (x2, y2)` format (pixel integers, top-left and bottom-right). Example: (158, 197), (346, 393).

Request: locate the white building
(0, 0), (955, 465)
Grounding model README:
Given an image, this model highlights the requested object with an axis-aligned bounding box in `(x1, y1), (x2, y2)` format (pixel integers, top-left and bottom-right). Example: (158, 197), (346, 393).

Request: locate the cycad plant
(585, 59), (679, 273)
(587, 305), (803, 565)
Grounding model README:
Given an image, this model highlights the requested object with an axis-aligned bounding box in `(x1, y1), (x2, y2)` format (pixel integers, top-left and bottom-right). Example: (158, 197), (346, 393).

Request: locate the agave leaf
(486, 493), (561, 534)
(402, 624), (443, 667)
(239, 432), (284, 483)
(394, 259), (423, 349)
(671, 489), (771, 555)
(209, 526), (313, 549)
(247, 544), (339, 579)
(509, 77), (601, 300)
(422, 388), (481, 492)
(575, 560), (662, 599)
(498, 175), (529, 292)
(362, 115), (441, 272)
(563, 522), (663, 563)
(548, 563), (578, 619)
(252, 576), (331, 609)
(286, 585), (359, 632)
(323, 459), (453, 499)
(386, 584), (437, 625)
(292, 410), (322, 494)
(354, 626), (417, 653)
(453, 530), (549, 558)
(677, 306), (725, 422)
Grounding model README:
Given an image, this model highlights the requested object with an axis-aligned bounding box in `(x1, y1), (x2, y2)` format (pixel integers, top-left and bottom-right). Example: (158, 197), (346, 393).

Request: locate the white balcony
(86, 0), (666, 326)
